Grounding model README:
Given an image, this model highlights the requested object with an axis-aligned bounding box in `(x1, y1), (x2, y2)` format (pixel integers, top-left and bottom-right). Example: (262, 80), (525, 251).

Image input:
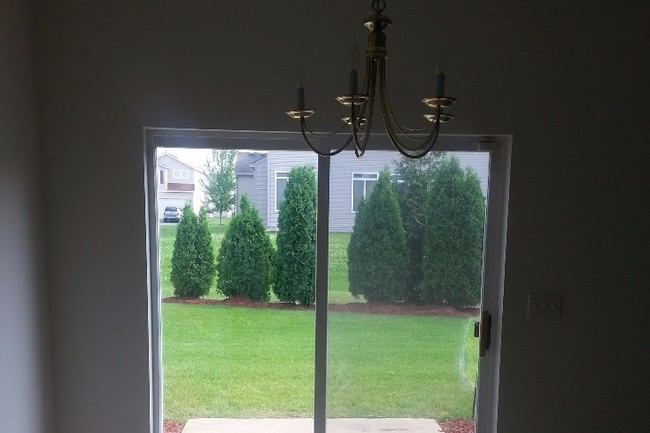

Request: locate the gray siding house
(234, 151), (269, 224)
(235, 150), (490, 233)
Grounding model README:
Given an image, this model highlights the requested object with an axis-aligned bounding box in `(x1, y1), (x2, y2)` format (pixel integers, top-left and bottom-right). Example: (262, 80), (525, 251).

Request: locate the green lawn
(160, 218), (479, 422)
(159, 218), (359, 303)
(163, 303), (478, 422)
(327, 233), (358, 303)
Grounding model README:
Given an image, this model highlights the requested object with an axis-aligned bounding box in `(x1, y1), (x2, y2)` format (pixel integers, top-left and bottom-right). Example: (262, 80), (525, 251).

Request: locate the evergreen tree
(216, 195), (274, 300)
(195, 207), (216, 294)
(348, 169), (408, 302)
(273, 166), (317, 305)
(422, 157), (485, 307)
(170, 203), (214, 298)
(392, 152), (444, 302)
(201, 149), (236, 224)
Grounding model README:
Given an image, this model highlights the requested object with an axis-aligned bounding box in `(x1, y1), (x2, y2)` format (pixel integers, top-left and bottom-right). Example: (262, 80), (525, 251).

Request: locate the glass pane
(328, 149), (489, 433)
(159, 148), (315, 432)
(276, 178), (287, 210)
(365, 180), (376, 198)
(352, 180), (364, 212)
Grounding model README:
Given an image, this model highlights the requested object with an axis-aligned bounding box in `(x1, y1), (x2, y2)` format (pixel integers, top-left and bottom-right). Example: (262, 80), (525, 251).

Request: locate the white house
(156, 152), (201, 215)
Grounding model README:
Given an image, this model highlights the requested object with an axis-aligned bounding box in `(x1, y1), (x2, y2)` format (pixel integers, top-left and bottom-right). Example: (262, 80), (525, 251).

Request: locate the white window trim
(351, 172), (379, 213)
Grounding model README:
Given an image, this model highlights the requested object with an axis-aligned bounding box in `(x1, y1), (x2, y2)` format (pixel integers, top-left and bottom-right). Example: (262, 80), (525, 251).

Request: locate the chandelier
(286, 0), (455, 159)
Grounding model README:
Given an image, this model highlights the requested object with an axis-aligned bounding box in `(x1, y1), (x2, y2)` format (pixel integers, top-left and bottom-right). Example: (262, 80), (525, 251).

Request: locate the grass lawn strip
(163, 304), (476, 422)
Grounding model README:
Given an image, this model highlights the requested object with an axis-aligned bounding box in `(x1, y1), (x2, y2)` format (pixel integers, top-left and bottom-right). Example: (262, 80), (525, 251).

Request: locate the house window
(172, 170), (189, 179)
(159, 170), (166, 185)
(351, 172), (378, 212)
(275, 171), (290, 211)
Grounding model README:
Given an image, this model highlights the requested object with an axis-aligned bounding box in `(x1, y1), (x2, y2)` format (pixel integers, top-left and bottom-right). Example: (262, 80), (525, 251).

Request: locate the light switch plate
(528, 292), (563, 317)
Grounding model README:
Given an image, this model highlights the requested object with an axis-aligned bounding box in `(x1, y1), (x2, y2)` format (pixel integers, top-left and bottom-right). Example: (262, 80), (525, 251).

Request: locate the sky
(161, 148), (213, 171)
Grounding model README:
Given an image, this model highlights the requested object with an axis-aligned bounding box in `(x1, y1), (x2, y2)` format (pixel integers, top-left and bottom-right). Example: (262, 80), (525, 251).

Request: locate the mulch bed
(163, 420), (184, 433)
(439, 419), (475, 433)
(162, 296), (478, 317)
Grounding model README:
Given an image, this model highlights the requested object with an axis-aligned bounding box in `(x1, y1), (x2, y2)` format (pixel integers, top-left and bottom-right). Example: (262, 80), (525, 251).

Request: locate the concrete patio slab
(183, 418), (442, 433)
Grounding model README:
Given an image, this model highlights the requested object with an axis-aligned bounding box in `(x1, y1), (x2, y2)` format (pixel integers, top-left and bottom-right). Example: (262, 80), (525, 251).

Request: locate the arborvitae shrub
(392, 153), (444, 302)
(171, 204), (214, 298)
(216, 195), (274, 300)
(422, 157), (485, 307)
(195, 207), (216, 294)
(273, 166), (317, 305)
(348, 169), (408, 302)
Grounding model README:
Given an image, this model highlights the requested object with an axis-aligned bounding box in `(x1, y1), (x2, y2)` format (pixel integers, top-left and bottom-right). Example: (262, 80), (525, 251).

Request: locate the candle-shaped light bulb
(349, 69), (358, 95)
(348, 44), (360, 95)
(297, 81), (305, 110)
(435, 70), (445, 97)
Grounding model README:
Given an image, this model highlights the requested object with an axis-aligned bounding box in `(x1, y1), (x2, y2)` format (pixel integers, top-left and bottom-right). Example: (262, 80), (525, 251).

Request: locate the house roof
(157, 152), (202, 174)
(235, 152), (267, 175)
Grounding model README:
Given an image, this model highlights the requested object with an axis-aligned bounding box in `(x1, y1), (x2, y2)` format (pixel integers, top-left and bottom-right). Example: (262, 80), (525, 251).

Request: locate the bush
(170, 204), (215, 297)
(422, 157), (485, 307)
(273, 166), (317, 305)
(195, 207), (217, 293)
(348, 169), (408, 302)
(393, 153), (444, 302)
(216, 195), (274, 300)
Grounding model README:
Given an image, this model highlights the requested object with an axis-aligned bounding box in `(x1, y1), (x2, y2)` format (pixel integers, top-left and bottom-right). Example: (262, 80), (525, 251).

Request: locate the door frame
(143, 128), (511, 433)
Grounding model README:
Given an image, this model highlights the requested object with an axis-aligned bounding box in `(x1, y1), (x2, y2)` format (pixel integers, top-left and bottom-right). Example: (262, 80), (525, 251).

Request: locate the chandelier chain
(372, 0), (386, 14)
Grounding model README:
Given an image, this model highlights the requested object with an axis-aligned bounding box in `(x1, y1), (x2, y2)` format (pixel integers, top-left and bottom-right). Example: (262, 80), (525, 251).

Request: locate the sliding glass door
(145, 130), (509, 433)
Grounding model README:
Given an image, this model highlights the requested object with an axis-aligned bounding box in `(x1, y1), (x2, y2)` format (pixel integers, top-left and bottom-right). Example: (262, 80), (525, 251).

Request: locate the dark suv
(163, 206), (182, 223)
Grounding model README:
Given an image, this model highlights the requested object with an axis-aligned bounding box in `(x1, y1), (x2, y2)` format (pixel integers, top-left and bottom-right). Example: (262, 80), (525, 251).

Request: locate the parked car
(163, 206), (182, 223)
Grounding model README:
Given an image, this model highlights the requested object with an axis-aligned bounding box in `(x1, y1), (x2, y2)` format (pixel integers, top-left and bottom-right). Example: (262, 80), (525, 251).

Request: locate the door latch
(474, 311), (492, 357)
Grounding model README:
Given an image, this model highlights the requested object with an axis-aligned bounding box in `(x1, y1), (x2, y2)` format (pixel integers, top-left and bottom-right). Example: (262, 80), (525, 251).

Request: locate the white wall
(32, 1), (650, 433)
(0, 1), (53, 432)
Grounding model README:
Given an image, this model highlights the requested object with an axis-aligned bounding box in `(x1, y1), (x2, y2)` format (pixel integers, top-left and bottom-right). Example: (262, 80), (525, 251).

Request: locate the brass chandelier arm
(383, 115), (441, 158)
(378, 60), (442, 159)
(303, 119), (350, 137)
(378, 58), (436, 139)
(383, 112), (441, 159)
(297, 56), (376, 158)
(349, 104), (364, 156)
(350, 101), (373, 158)
(300, 117), (355, 157)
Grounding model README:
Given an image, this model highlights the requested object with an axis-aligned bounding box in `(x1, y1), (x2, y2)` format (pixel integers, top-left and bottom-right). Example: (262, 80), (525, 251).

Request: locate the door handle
(477, 310), (492, 357)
